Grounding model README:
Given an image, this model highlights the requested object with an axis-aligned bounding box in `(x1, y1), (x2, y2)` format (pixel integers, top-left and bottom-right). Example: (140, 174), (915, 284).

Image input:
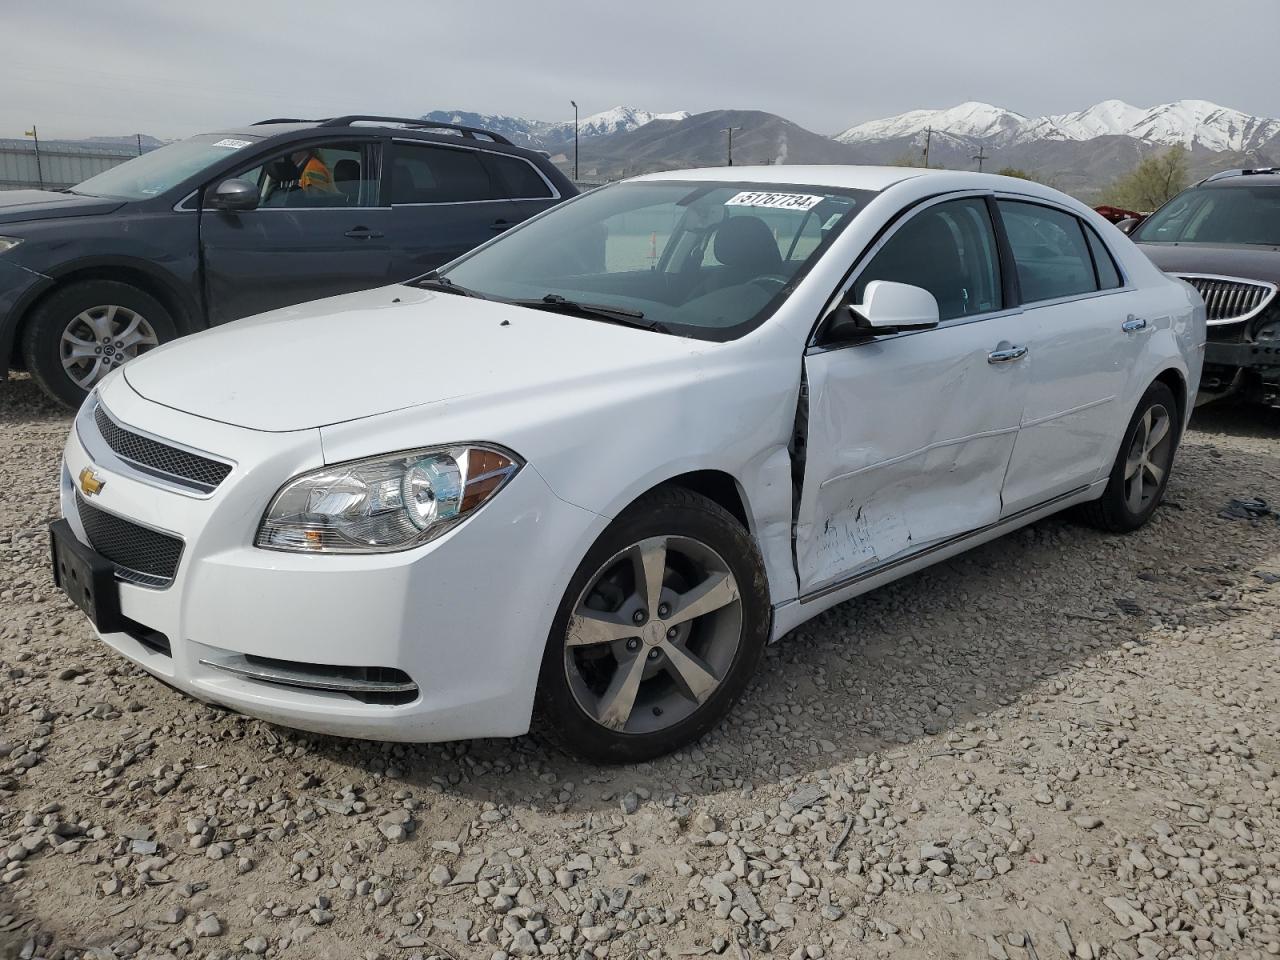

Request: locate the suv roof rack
(251, 118), (322, 125)
(1201, 167), (1280, 184)
(316, 115), (513, 145)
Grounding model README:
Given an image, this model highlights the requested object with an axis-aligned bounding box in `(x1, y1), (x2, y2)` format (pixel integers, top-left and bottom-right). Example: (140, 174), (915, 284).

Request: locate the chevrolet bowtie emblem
(78, 467), (106, 497)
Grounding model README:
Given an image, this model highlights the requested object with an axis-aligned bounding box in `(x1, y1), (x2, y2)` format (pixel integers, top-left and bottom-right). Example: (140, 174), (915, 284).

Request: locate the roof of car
(203, 119), (533, 153)
(632, 164), (940, 192)
(1202, 173), (1280, 189)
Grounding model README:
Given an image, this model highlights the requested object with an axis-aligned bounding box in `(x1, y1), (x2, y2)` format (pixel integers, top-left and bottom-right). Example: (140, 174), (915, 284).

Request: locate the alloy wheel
(1123, 402), (1173, 513)
(60, 305), (160, 389)
(564, 535), (743, 735)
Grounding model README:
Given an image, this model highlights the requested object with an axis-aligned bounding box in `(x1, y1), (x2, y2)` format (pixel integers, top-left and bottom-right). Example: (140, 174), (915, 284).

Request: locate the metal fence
(0, 140), (146, 191)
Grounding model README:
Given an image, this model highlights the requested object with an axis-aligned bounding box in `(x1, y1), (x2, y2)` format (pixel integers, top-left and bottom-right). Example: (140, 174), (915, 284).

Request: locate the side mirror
(823, 280), (940, 342)
(1115, 218), (1141, 235)
(207, 178), (259, 212)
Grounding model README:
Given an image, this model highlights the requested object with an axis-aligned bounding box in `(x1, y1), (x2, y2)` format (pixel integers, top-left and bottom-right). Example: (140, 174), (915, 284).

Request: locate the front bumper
(58, 373), (606, 742)
(1204, 339), (1280, 371)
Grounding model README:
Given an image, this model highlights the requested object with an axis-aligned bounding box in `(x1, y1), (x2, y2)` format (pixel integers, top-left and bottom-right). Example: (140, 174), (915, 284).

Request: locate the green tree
(994, 166), (1035, 180)
(1104, 147), (1190, 212)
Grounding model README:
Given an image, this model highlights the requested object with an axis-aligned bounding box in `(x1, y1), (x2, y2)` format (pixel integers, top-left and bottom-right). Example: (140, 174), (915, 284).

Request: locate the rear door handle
(344, 227), (384, 239)
(988, 344), (1028, 364)
(490, 219), (513, 232)
(1122, 315), (1148, 332)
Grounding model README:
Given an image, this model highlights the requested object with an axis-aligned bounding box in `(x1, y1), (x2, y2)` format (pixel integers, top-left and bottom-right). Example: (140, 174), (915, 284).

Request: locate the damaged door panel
(795, 321), (1030, 594)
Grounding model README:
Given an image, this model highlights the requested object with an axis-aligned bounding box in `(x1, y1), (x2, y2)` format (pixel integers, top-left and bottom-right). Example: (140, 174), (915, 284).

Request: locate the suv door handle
(988, 344), (1028, 364)
(490, 219), (513, 232)
(1122, 315), (1148, 332)
(344, 227), (384, 239)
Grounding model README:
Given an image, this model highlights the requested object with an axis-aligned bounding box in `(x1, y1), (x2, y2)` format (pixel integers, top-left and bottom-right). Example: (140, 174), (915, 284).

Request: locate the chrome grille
(94, 403), (232, 493)
(1176, 274), (1278, 326)
(75, 492), (184, 588)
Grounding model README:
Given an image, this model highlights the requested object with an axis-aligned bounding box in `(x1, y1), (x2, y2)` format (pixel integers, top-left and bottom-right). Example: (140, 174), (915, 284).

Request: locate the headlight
(0, 237), (23, 254)
(256, 445), (521, 553)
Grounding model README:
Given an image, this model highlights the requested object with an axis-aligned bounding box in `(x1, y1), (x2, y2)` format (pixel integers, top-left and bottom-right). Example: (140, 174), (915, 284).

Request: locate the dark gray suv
(1129, 168), (1280, 409)
(0, 115), (576, 407)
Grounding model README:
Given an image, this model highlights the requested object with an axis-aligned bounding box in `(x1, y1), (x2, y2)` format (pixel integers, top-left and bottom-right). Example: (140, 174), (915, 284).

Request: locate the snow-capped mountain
(836, 102), (1031, 145)
(550, 106), (691, 140)
(836, 99), (1280, 153)
(419, 106), (688, 148)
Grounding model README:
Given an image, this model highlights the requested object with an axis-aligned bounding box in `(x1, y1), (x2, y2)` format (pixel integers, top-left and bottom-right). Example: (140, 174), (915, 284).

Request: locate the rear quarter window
(1085, 226), (1123, 290)
(488, 153), (554, 199)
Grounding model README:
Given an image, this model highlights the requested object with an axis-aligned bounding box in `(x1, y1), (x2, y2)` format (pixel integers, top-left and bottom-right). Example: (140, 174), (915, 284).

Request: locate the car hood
(0, 189), (126, 225)
(123, 285), (709, 432)
(1137, 242), (1280, 286)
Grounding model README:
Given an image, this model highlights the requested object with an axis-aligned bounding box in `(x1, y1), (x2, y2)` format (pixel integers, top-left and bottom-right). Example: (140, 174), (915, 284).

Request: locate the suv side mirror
(823, 281), (940, 342)
(207, 178), (260, 212)
(1115, 218), (1141, 235)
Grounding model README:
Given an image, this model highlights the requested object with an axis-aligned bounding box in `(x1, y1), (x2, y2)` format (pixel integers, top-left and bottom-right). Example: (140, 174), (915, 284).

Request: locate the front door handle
(1122, 315), (1148, 333)
(988, 344), (1029, 364)
(490, 219), (513, 232)
(344, 227), (384, 240)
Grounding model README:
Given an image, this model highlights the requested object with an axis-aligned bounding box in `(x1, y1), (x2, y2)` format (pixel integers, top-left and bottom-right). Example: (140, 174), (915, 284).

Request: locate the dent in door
(795, 334), (1027, 593)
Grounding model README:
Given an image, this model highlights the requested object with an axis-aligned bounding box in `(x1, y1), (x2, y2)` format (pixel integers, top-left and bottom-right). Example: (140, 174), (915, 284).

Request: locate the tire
(22, 280), (177, 410)
(1077, 380), (1181, 533)
(535, 486), (770, 763)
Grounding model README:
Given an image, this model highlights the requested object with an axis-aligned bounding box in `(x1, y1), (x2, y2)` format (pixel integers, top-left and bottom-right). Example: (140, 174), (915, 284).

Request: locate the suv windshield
(70, 134), (263, 201)
(434, 181), (873, 340)
(1134, 183), (1280, 246)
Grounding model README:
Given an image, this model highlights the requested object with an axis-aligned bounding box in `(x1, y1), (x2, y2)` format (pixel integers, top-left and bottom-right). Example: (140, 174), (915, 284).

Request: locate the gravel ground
(1, 372), (1279, 960)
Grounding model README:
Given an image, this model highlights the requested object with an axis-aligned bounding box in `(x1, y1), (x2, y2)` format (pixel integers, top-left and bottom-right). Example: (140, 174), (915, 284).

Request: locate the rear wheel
(536, 487), (769, 763)
(22, 280), (176, 409)
(1078, 381), (1180, 532)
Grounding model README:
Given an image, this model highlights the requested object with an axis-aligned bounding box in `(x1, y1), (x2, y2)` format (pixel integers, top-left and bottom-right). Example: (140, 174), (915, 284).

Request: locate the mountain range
(425, 99), (1280, 199)
(835, 99), (1280, 154)
(419, 106), (690, 150)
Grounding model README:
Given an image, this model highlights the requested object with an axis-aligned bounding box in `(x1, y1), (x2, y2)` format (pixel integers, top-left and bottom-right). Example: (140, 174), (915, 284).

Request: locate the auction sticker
(726, 191), (823, 211)
(211, 138), (252, 149)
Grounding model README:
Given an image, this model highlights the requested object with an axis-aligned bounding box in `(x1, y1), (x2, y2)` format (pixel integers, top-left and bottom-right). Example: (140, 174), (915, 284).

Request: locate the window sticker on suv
(211, 138), (253, 149)
(726, 191), (823, 211)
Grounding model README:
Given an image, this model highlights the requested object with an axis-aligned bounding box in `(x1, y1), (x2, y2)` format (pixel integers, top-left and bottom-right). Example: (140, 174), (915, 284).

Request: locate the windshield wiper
(411, 275), (486, 299)
(514, 293), (672, 334)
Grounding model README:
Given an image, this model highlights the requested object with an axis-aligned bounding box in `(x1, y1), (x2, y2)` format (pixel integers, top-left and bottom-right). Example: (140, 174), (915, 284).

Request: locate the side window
(487, 153), (553, 200)
(997, 200), (1098, 303)
(1084, 225), (1123, 290)
(229, 141), (376, 209)
(853, 197), (1002, 321)
(390, 143), (500, 204)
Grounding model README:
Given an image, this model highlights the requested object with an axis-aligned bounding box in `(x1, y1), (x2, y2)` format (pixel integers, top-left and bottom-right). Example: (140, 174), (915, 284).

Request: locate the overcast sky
(4, 0), (1278, 140)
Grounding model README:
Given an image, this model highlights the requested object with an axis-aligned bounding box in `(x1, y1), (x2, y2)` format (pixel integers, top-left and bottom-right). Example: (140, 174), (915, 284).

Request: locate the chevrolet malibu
(51, 166), (1205, 762)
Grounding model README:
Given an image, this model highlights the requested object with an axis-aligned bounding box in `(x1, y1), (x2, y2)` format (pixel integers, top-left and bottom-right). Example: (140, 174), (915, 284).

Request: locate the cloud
(2, 0), (1276, 140)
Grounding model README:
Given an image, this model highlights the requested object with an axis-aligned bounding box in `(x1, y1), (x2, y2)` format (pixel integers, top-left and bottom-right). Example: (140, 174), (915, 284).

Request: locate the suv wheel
(22, 280), (176, 409)
(536, 487), (769, 763)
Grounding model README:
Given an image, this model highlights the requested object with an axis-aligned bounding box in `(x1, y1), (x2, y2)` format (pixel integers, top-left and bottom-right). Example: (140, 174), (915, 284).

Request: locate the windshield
(1134, 184), (1280, 246)
(70, 134), (262, 201)
(435, 181), (873, 340)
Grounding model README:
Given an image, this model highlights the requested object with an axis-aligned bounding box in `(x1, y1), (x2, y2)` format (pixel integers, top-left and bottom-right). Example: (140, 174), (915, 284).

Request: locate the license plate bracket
(50, 519), (124, 633)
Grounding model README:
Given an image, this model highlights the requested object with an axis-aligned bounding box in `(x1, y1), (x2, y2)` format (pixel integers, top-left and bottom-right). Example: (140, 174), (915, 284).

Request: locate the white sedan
(51, 166), (1204, 762)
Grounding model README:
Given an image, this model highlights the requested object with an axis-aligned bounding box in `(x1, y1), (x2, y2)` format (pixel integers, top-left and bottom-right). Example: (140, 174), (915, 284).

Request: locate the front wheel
(1078, 380), (1181, 533)
(536, 487), (770, 763)
(22, 280), (177, 409)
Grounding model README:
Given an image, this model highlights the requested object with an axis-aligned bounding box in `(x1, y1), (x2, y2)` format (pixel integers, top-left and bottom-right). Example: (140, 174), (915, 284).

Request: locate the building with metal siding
(0, 139), (150, 191)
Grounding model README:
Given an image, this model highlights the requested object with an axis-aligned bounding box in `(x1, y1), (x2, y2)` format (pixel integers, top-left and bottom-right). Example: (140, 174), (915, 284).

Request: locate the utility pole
(972, 146), (988, 172)
(570, 100), (579, 181)
(922, 126), (932, 168)
(24, 124), (43, 189)
(721, 126), (742, 166)
(136, 133), (143, 156)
